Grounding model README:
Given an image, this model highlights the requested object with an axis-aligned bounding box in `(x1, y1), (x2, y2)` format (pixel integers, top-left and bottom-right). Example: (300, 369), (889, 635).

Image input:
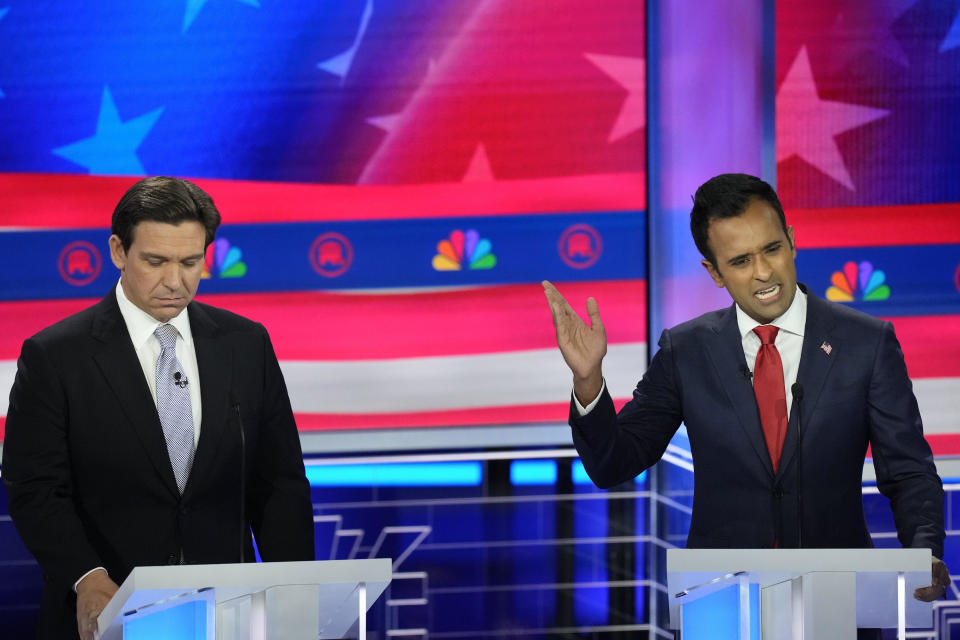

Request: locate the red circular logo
(310, 233), (353, 278)
(58, 241), (102, 286)
(558, 224), (603, 269)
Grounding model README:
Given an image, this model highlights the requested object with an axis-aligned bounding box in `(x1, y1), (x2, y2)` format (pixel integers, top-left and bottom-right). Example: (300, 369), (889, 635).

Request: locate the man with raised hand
(543, 173), (949, 610)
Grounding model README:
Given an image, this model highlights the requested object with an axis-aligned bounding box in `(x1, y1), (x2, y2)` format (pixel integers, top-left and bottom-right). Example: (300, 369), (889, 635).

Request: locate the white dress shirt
(736, 285), (806, 418)
(575, 286), (807, 419)
(75, 282), (204, 591)
(115, 280), (203, 442)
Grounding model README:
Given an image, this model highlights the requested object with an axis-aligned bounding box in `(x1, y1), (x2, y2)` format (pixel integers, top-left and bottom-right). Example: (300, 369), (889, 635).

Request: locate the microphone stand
(233, 400), (247, 563)
(791, 383), (804, 548)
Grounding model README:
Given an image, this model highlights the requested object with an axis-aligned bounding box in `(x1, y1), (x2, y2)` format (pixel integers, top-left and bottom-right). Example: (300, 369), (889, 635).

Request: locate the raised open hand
(543, 280), (606, 404)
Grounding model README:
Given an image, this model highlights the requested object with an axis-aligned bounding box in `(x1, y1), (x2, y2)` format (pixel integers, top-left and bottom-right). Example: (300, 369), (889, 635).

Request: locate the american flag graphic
(777, 0), (960, 451)
(0, 0), (647, 438)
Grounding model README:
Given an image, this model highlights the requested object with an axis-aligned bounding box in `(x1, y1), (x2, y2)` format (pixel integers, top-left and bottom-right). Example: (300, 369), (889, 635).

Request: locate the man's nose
(754, 254), (773, 280)
(160, 263), (180, 289)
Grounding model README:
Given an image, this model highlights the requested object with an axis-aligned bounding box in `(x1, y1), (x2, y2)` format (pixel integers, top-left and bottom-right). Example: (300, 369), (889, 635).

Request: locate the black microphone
(740, 365), (753, 380)
(231, 394), (247, 564)
(173, 371), (189, 388)
(792, 382), (804, 548)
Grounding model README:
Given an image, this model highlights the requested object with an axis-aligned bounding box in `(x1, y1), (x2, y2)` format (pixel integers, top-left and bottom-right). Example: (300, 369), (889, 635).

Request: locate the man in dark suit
(543, 173), (949, 603)
(2, 177), (315, 639)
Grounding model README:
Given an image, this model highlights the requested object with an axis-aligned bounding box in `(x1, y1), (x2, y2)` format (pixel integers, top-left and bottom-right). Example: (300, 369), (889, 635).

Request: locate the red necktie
(753, 325), (788, 472)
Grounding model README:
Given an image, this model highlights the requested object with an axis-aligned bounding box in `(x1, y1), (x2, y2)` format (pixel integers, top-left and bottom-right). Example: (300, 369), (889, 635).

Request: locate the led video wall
(0, 0), (647, 442)
(776, 0), (960, 453)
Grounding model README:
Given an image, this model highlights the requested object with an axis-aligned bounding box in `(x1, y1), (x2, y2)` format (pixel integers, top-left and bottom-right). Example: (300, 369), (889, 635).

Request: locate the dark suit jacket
(2, 290), (315, 638)
(572, 285), (944, 556)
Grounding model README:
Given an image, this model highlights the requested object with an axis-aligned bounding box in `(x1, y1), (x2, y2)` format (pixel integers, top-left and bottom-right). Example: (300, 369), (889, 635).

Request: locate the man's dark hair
(112, 176), (221, 251)
(690, 173), (789, 268)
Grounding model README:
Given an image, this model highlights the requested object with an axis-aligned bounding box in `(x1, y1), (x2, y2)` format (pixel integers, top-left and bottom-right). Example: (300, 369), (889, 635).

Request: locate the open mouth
(754, 284), (780, 301)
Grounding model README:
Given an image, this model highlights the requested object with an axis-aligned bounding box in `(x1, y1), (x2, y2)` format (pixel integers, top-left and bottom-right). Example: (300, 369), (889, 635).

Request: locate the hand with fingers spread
(542, 280), (607, 406)
(914, 556), (951, 602)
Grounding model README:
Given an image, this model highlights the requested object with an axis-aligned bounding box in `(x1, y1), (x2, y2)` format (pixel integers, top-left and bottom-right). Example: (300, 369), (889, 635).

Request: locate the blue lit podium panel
(667, 549), (931, 640)
(96, 559), (391, 640)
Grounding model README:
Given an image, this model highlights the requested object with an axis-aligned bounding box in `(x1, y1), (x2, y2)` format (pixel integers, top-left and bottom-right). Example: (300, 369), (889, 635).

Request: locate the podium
(667, 548), (932, 640)
(95, 559), (391, 640)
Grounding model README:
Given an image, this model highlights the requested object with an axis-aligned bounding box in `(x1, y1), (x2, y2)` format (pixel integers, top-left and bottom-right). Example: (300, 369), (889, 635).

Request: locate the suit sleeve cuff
(74, 567), (107, 593)
(572, 380), (606, 416)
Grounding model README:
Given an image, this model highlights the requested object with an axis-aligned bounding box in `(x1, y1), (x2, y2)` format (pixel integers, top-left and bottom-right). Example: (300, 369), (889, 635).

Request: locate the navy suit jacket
(2, 290), (315, 638)
(572, 285), (944, 556)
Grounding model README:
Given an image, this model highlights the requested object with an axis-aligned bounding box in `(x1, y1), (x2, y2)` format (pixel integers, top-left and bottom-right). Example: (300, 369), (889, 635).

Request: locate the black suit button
(179, 505), (188, 516)
(773, 487), (784, 499)
(166, 554), (177, 565)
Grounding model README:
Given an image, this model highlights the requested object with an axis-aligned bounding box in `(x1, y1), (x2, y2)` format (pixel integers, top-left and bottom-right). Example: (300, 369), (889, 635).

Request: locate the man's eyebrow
(138, 252), (205, 261)
(764, 240), (783, 250)
(726, 252), (751, 265)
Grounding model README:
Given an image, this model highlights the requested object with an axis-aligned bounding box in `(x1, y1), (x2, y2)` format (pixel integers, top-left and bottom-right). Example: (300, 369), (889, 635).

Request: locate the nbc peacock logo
(825, 260), (889, 302)
(202, 238), (247, 279)
(432, 229), (497, 271)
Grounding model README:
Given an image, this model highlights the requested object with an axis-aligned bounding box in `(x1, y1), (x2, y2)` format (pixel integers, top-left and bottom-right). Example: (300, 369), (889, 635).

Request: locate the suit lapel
(704, 306), (775, 478)
(183, 302), (232, 498)
(91, 291), (180, 497)
(776, 287), (837, 478)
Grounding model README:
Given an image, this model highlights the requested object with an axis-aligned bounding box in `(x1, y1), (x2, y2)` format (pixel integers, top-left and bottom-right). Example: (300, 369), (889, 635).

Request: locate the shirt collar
(115, 279), (193, 350)
(735, 284), (807, 340)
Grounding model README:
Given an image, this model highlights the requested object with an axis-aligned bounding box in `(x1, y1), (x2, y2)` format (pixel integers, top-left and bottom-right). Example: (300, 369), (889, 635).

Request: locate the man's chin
(151, 304), (187, 323)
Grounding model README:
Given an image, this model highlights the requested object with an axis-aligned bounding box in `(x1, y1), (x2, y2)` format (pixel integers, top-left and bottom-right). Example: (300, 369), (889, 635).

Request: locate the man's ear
(108, 235), (126, 272)
(702, 259), (725, 288)
(787, 225), (796, 258)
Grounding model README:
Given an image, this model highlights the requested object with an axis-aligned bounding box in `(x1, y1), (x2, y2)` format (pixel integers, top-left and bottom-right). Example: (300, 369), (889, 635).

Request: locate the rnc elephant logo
(58, 241), (102, 286)
(558, 224), (602, 269)
(310, 232), (353, 278)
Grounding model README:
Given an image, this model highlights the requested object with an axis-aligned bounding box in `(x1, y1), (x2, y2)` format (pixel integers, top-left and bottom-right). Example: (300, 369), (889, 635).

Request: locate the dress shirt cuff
(74, 567), (107, 593)
(572, 380), (606, 416)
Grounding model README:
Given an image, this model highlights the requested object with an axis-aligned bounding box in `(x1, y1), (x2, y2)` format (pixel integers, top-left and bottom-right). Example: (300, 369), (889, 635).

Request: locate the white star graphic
(366, 113), (401, 133)
(776, 47), (889, 191)
(462, 144), (495, 182)
(183, 0), (260, 34)
(584, 53), (645, 142)
(828, 0), (916, 70)
(318, 0), (374, 83)
(941, 9), (960, 52)
(52, 87), (164, 175)
(366, 60), (435, 133)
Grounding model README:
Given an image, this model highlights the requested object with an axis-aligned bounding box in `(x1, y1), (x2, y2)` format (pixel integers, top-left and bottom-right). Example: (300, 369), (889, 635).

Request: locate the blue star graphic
(183, 0), (260, 34)
(52, 87), (164, 176)
(941, 10), (960, 52)
(0, 8), (8, 99)
(318, 0), (373, 83)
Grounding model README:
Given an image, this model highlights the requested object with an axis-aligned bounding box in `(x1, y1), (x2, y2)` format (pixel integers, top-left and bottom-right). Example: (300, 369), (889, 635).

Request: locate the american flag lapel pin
(820, 341), (832, 356)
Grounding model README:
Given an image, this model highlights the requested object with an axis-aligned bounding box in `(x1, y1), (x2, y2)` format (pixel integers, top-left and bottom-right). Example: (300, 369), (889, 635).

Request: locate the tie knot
(753, 325), (779, 345)
(154, 324), (179, 350)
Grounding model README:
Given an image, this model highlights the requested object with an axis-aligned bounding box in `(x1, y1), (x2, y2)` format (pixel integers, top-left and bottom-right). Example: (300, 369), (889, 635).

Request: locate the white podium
(96, 559), (391, 640)
(667, 548), (932, 640)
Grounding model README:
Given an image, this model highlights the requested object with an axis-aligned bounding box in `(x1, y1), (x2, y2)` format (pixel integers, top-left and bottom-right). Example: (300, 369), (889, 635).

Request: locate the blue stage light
(305, 461), (483, 487)
(510, 460), (557, 485)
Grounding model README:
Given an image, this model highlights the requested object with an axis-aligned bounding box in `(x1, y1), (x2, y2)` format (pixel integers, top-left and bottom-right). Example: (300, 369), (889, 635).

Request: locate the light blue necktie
(154, 324), (195, 494)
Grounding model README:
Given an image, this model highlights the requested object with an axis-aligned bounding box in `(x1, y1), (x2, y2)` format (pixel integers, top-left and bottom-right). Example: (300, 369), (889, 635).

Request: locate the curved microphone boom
(791, 382), (804, 548)
(231, 394), (246, 563)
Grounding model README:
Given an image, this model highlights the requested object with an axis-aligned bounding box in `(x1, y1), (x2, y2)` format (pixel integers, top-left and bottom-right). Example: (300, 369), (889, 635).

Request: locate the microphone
(740, 365), (753, 380)
(173, 372), (189, 388)
(231, 393), (247, 564)
(792, 382), (804, 548)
